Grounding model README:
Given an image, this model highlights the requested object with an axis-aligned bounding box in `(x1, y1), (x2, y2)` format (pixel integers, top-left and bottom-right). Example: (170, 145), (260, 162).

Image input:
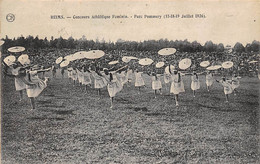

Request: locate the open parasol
(248, 60), (258, 64)
(60, 60), (70, 68)
(222, 61), (234, 69)
(108, 60), (119, 65)
(84, 50), (105, 59)
(138, 58), (153, 66)
(73, 51), (87, 60)
(206, 65), (222, 70)
(8, 46), (25, 53)
(200, 61), (210, 67)
(55, 57), (63, 64)
(156, 62), (165, 68)
(158, 48), (177, 56)
(178, 58), (192, 70)
(4, 55), (16, 66)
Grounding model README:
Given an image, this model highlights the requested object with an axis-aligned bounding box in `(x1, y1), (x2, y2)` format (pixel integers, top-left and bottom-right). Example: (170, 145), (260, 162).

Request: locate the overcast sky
(1, 0), (260, 46)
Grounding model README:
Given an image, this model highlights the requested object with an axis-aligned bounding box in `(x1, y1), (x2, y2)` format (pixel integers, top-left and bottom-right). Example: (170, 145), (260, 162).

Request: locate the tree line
(2, 35), (260, 53)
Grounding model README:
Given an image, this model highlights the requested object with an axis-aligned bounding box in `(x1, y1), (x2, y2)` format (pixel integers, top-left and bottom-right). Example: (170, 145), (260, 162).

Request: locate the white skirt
(206, 79), (213, 86)
(224, 86), (233, 95)
(191, 81), (200, 91)
(82, 75), (92, 85)
(26, 80), (47, 97)
(71, 73), (77, 81)
(94, 77), (107, 89)
(107, 80), (122, 97)
(152, 80), (162, 90)
(135, 77), (145, 87)
(170, 81), (185, 94)
(15, 77), (26, 91)
(164, 74), (171, 84)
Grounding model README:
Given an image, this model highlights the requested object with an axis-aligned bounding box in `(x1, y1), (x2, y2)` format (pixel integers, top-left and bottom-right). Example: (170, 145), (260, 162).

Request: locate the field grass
(1, 70), (259, 164)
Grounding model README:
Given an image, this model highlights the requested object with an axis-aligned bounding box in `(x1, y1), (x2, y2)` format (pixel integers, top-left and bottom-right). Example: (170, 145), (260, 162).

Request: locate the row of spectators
(2, 48), (259, 76)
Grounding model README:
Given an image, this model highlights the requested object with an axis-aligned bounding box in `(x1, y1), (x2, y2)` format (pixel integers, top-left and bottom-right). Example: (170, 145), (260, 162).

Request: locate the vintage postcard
(0, 0), (259, 163)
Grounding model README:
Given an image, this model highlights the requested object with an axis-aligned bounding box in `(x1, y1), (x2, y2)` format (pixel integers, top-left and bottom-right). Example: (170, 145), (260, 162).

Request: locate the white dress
(231, 77), (240, 89)
(152, 76), (162, 90)
(71, 69), (78, 81)
(82, 71), (92, 85)
(191, 75), (200, 91)
(220, 80), (233, 95)
(91, 71), (107, 89)
(170, 73), (185, 94)
(118, 72), (128, 85)
(135, 72), (145, 87)
(105, 73), (123, 97)
(25, 71), (47, 98)
(77, 69), (84, 84)
(206, 73), (214, 87)
(126, 69), (133, 82)
(15, 77), (26, 91)
(67, 67), (73, 79)
(164, 73), (171, 84)
(11, 67), (26, 91)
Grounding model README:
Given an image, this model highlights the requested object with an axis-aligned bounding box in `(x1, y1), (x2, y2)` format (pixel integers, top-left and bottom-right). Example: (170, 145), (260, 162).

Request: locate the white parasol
(222, 61), (234, 69)
(156, 62), (165, 68)
(158, 48), (177, 56)
(206, 65), (222, 70)
(8, 46), (25, 53)
(248, 60), (258, 64)
(108, 60), (119, 65)
(55, 57), (63, 64)
(60, 60), (70, 68)
(178, 58), (192, 70)
(4, 55), (16, 66)
(64, 54), (75, 61)
(84, 50), (105, 59)
(73, 51), (87, 60)
(200, 61), (210, 67)
(138, 58), (154, 66)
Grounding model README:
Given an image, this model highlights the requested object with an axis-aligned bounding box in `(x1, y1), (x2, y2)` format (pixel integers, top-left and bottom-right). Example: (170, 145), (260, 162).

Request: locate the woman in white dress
(71, 67), (78, 85)
(16, 66), (51, 109)
(151, 72), (162, 98)
(3, 62), (26, 101)
(118, 70), (128, 87)
(205, 71), (214, 92)
(135, 69), (145, 94)
(126, 68), (133, 84)
(231, 73), (241, 96)
(216, 76), (233, 102)
(77, 67), (84, 86)
(67, 67), (73, 82)
(103, 70), (123, 109)
(191, 71), (200, 97)
(91, 67), (107, 98)
(170, 69), (185, 106)
(81, 66), (92, 92)
(164, 64), (172, 93)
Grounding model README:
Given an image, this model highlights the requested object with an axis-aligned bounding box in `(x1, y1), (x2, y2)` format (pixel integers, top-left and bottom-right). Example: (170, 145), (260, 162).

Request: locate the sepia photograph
(1, 0), (259, 163)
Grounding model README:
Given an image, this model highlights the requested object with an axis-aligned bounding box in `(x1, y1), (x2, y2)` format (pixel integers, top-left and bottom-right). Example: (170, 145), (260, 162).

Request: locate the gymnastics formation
(2, 46), (259, 110)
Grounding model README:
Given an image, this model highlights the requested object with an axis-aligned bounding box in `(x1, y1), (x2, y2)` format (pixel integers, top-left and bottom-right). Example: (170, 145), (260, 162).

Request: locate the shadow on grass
(27, 117), (65, 121)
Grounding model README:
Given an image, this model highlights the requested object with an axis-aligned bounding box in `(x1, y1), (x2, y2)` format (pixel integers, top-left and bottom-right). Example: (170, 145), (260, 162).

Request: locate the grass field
(1, 70), (259, 164)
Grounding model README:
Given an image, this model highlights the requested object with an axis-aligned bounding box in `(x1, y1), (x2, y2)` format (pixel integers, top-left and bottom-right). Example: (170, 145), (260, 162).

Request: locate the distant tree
(204, 41), (214, 52)
(250, 40), (260, 52)
(216, 43), (224, 52)
(245, 43), (252, 53)
(233, 42), (245, 52)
